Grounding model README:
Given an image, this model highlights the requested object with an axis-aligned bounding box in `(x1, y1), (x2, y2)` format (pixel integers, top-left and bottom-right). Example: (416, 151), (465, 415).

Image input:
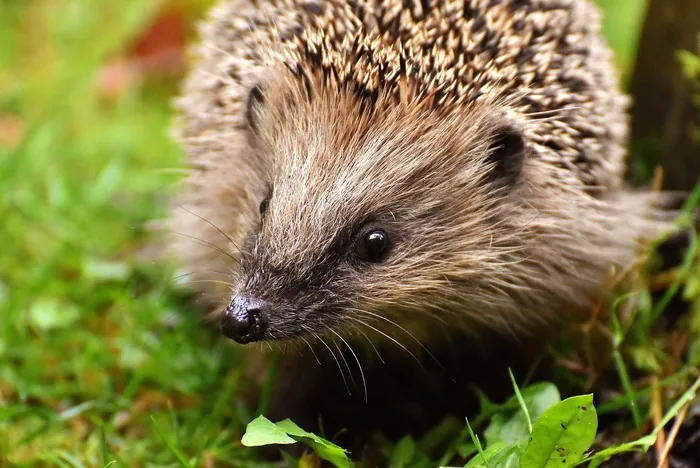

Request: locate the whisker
(300, 334), (322, 365)
(185, 279), (233, 287)
(172, 270), (231, 282)
(172, 231), (240, 264)
(313, 332), (351, 395)
(177, 204), (243, 253)
(352, 308), (453, 381)
(346, 317), (425, 372)
(346, 320), (384, 364)
(330, 335), (356, 389)
(330, 328), (367, 403)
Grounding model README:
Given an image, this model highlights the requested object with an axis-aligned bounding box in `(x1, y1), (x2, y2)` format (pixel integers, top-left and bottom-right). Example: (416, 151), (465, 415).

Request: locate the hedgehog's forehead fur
(255, 70), (512, 233)
(171, 0), (670, 345)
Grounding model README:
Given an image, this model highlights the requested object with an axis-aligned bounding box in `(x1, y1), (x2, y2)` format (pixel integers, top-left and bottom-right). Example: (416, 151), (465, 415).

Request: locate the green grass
(1, 1), (698, 467)
(0, 1), (262, 466)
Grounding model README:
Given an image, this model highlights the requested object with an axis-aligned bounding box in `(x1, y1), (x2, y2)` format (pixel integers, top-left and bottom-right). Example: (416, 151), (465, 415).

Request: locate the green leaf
(457, 442), (477, 459)
(678, 50), (700, 78)
(630, 346), (662, 373)
(241, 417), (352, 468)
(276, 419), (352, 468)
(82, 259), (130, 281)
(485, 383), (560, 447)
(495, 445), (524, 468)
(390, 436), (416, 467)
(519, 395), (597, 468)
(29, 299), (80, 330)
(464, 441), (508, 468)
(241, 416), (296, 447)
(467, 442), (524, 468)
(463, 442), (524, 468)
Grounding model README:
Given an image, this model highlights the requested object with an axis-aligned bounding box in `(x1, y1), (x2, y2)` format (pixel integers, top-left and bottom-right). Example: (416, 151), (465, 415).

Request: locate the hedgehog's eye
(355, 229), (390, 263)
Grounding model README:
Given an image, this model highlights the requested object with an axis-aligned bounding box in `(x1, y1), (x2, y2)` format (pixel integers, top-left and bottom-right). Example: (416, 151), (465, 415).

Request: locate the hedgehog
(168, 0), (670, 443)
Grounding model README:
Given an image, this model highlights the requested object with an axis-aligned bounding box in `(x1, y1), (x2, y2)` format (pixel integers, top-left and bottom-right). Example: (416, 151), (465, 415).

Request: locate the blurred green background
(0, 0), (683, 466)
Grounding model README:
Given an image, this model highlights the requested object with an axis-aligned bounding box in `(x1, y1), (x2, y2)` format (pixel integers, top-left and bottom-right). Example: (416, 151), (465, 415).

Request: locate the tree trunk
(630, 0), (700, 191)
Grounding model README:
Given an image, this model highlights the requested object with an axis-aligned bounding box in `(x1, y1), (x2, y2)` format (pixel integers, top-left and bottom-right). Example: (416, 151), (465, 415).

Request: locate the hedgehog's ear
(245, 84), (265, 132)
(486, 125), (526, 189)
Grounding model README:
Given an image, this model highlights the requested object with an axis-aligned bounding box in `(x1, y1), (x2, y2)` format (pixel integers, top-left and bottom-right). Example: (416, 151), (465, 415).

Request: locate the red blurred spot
(0, 113), (25, 148)
(128, 8), (187, 75)
(97, 7), (188, 98)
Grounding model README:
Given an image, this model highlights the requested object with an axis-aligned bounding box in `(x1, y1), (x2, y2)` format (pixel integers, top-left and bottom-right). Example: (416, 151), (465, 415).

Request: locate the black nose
(221, 295), (268, 344)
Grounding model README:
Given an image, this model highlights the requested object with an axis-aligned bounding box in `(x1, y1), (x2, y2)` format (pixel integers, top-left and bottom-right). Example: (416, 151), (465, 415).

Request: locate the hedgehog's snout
(221, 295), (268, 344)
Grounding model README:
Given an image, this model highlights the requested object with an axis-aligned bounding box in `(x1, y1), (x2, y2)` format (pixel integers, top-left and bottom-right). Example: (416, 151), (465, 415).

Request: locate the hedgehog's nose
(221, 295), (268, 344)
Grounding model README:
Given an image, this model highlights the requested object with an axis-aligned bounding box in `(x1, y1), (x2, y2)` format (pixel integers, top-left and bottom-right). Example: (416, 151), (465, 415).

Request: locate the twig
(657, 402), (691, 468)
(651, 165), (664, 193)
(651, 377), (667, 468)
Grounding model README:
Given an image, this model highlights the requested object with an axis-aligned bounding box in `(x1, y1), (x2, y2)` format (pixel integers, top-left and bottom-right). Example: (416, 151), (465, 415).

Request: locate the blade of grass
(167, 400), (182, 448)
(651, 229), (697, 322)
(150, 415), (193, 468)
(40, 454), (75, 468)
(610, 312), (642, 430)
(508, 368), (532, 433)
(680, 181), (700, 216)
(596, 367), (694, 414)
(465, 417), (489, 468)
(57, 451), (86, 468)
(100, 422), (109, 467)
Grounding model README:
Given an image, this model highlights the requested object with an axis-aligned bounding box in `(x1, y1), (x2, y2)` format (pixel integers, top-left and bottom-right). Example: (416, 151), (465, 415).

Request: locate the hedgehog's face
(220, 76), (528, 345)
